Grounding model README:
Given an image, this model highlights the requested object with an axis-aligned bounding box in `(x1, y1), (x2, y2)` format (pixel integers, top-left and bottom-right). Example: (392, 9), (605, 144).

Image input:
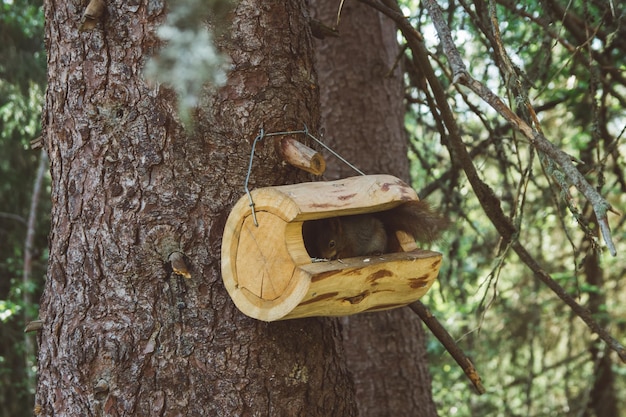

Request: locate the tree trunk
(36, 1), (357, 415)
(311, 1), (439, 416)
(311, 0), (409, 180)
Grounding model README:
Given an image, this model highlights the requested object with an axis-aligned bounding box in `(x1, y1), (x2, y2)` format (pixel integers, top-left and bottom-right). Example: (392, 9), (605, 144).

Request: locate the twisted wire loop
(244, 125), (365, 226)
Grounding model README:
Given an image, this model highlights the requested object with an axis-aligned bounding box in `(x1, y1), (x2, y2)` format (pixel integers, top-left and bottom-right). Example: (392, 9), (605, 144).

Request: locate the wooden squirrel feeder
(221, 175), (442, 321)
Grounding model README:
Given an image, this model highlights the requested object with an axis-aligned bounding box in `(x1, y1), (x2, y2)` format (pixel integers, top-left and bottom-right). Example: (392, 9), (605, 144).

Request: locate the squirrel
(302, 200), (448, 260)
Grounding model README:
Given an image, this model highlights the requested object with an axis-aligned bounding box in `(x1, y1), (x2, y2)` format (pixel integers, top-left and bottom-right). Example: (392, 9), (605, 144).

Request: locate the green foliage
(0, 0), (47, 415)
(3, 0), (625, 415)
(0, 81), (43, 141)
(0, 0), (46, 89)
(403, 0), (626, 415)
(143, 0), (234, 122)
(0, 299), (21, 322)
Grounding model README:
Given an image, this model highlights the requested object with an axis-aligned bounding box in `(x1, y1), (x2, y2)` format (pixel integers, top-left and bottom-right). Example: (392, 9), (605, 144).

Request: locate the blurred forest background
(1, 0), (624, 416)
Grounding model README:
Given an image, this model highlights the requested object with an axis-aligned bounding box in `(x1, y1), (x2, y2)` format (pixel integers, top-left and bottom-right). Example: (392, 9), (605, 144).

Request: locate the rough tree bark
(311, 1), (439, 416)
(36, 0), (357, 415)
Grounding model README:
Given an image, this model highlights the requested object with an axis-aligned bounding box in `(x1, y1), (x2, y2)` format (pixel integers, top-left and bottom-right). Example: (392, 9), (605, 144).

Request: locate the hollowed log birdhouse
(221, 175), (442, 321)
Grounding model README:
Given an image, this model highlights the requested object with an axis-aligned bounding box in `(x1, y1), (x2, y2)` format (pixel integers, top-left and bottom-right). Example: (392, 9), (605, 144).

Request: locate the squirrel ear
(328, 217), (342, 234)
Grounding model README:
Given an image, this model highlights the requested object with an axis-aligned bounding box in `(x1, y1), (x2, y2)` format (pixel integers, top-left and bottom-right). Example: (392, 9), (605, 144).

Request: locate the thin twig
(357, 0), (626, 362)
(0, 212), (27, 225)
(512, 242), (626, 362)
(420, 0), (617, 256)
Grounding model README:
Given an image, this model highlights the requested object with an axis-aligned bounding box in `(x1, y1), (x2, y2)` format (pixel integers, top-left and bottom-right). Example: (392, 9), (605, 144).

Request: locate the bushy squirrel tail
(377, 200), (448, 244)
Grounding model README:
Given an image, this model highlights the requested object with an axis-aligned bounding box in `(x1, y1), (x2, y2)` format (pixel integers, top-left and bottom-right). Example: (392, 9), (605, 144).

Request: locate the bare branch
(513, 242), (626, 363)
(0, 212), (27, 225)
(409, 301), (486, 394)
(420, 0), (617, 256)
(357, 0), (624, 361)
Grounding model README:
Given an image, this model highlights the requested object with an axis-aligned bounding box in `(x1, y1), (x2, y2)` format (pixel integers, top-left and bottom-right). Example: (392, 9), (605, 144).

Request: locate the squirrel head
(302, 217), (343, 259)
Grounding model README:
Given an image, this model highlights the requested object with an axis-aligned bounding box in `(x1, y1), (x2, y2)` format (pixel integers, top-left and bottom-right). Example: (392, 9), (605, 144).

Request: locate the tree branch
(409, 301), (486, 394)
(420, 0), (617, 256)
(357, 0), (625, 362)
(0, 212), (27, 225)
(512, 241), (626, 362)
